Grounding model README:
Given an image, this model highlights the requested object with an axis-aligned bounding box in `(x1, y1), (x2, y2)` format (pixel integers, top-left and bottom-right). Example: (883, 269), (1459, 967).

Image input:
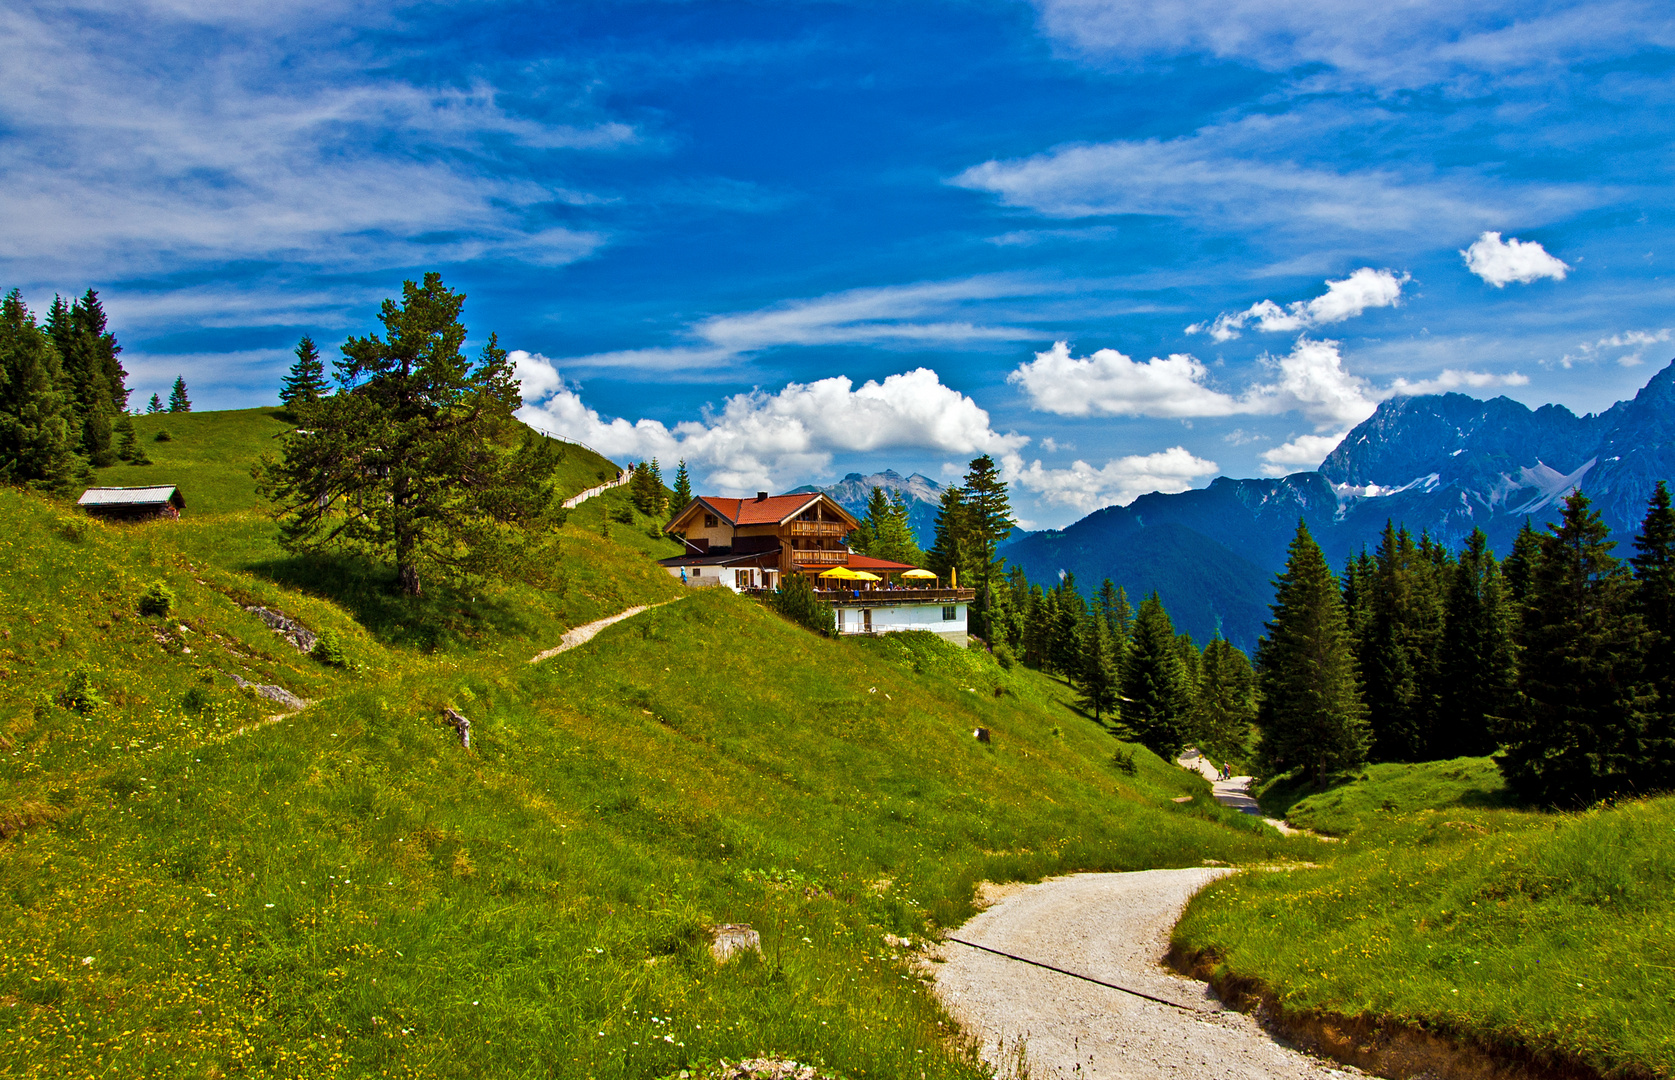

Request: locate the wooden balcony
(791, 548), (848, 565)
(815, 588), (975, 605)
(786, 520), (849, 537)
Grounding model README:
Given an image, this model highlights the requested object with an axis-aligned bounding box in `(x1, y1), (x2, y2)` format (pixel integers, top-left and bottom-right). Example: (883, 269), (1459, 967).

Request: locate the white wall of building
(835, 601), (966, 645)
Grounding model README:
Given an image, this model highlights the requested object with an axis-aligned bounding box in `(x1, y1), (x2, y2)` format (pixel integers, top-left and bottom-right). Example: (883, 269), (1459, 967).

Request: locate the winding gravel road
(933, 870), (1357, 1079)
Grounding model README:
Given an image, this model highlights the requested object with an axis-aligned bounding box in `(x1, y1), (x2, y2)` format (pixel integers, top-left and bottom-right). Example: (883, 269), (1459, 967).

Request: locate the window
(703, 513), (718, 528)
(942, 605), (956, 621)
(692, 568), (701, 576)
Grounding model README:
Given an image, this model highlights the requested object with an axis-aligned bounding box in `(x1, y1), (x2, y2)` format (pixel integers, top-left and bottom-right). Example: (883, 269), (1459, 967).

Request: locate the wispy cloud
(1188, 268), (1408, 341)
(1559, 328), (1673, 368)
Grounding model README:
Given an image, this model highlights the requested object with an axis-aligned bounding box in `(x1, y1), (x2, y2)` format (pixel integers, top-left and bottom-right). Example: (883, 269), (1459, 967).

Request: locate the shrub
(311, 628), (347, 667)
(181, 685), (211, 714)
(154, 429), (172, 442)
(58, 668), (105, 713)
(611, 504), (634, 524)
(993, 642), (1016, 670)
(1110, 746), (1138, 776)
(137, 580), (175, 618)
(57, 516), (87, 543)
(770, 574), (835, 637)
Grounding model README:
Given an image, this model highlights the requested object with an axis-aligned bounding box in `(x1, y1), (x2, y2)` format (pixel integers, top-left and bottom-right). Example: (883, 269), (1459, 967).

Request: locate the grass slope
(1176, 761), (1675, 1078)
(1, 411), (1305, 1078)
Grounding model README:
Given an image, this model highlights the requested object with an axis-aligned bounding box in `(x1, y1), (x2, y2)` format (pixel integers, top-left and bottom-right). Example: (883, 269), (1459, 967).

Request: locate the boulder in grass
(706, 924), (760, 963)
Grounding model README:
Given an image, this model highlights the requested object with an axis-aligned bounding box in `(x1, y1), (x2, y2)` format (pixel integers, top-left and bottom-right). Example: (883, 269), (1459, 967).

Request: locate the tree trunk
(398, 560), (421, 596)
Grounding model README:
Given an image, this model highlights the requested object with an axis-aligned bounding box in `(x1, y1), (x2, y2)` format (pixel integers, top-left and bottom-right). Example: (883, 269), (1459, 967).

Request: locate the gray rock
(244, 605), (317, 653)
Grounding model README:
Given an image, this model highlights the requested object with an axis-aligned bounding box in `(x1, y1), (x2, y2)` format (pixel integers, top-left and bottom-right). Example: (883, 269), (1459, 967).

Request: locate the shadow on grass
(247, 553), (532, 651)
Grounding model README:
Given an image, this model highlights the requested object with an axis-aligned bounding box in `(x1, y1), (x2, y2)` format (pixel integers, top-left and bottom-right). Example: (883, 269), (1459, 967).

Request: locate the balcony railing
(791, 548), (848, 564)
(786, 520), (849, 537)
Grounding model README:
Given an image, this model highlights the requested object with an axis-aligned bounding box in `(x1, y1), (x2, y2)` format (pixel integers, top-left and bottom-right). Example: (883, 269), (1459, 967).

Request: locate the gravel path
(526, 599), (678, 664)
(1179, 753), (1306, 836)
(933, 870), (1357, 1079)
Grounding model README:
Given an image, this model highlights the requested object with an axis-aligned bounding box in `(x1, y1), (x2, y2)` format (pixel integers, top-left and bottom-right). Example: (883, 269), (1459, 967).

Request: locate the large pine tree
(671, 459), (692, 511)
(280, 336), (328, 409)
(1191, 636), (1256, 767)
(1121, 592), (1191, 759)
(1075, 614), (1121, 724)
(1498, 491), (1650, 805)
(1435, 528), (1516, 759)
(1631, 481), (1675, 790)
(1256, 520), (1370, 782)
(1360, 522), (1447, 761)
(256, 273), (537, 596)
(927, 485), (968, 583)
(0, 290), (78, 492)
(957, 454), (1015, 641)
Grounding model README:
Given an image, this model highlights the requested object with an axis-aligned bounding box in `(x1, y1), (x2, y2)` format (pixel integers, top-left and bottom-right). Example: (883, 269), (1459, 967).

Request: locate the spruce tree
(1435, 528), (1516, 758)
(114, 413), (138, 462)
(1021, 584), (1053, 669)
(672, 459), (692, 511)
(1096, 578), (1132, 653)
(1256, 520), (1370, 782)
(1630, 481), (1675, 789)
(855, 486), (892, 556)
(167, 375), (191, 412)
(1502, 519), (1540, 608)
(1075, 614), (1121, 724)
(1191, 637), (1256, 767)
(0, 289), (78, 492)
(1121, 592), (1191, 759)
(1049, 573), (1086, 677)
(927, 485), (968, 583)
(1498, 491), (1650, 805)
(280, 335), (328, 409)
(147, 393), (164, 414)
(1361, 522), (1445, 762)
(957, 455), (1016, 640)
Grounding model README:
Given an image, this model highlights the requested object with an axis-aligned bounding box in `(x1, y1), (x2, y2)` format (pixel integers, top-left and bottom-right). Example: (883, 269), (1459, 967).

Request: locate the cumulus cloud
(1559, 328), (1673, 368)
(1014, 447), (1220, 512)
(1461, 232), (1570, 287)
(1006, 343), (1241, 418)
(1260, 432), (1349, 476)
(1387, 368), (1530, 395)
(1189, 268), (1408, 341)
(1011, 336), (1378, 431)
(513, 354), (1027, 493)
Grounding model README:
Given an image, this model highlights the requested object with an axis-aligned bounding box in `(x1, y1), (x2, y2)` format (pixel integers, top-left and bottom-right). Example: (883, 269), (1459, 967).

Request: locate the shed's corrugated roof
(78, 486), (183, 508)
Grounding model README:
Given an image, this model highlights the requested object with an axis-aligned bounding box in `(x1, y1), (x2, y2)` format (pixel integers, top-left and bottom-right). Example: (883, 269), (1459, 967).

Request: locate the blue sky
(5, 0), (1673, 527)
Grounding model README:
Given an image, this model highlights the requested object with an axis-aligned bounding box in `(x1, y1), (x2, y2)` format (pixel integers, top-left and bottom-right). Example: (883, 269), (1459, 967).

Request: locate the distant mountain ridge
(789, 469), (947, 548)
(1002, 359), (1675, 653)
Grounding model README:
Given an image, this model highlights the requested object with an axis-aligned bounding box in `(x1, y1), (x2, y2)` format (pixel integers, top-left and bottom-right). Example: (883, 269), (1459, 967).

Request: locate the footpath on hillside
(528, 598), (681, 664)
(1178, 752), (1308, 836)
(933, 870), (1356, 1079)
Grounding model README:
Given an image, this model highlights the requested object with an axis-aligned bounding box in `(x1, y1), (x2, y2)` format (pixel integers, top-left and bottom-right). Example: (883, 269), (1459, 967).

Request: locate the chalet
(658, 491), (975, 645)
(77, 486), (185, 521)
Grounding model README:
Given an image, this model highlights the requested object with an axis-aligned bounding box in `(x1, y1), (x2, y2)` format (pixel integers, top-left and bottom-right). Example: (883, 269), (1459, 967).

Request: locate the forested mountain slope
(1005, 359), (1675, 649)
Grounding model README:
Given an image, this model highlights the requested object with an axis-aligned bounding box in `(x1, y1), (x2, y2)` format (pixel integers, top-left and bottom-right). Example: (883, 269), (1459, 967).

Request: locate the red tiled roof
(845, 554), (921, 571)
(670, 493), (860, 530)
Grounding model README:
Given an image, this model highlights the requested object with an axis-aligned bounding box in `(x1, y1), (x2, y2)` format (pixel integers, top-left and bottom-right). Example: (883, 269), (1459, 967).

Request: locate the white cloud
(1030, 0), (1671, 88)
(1011, 335), (1377, 431)
(1007, 343), (1241, 418)
(1559, 327), (1672, 368)
(514, 356), (1028, 493)
(1014, 447), (1220, 512)
(559, 277), (1045, 373)
(1461, 232), (1570, 287)
(1189, 267), (1408, 341)
(1260, 432), (1348, 476)
(1387, 368), (1530, 395)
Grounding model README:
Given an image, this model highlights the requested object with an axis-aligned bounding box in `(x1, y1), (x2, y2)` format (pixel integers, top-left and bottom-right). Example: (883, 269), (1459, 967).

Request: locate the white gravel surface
(933, 869), (1358, 1079)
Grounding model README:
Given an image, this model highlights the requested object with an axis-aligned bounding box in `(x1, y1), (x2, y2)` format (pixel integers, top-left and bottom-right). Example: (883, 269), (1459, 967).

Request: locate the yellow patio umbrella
(849, 570), (882, 581)
(901, 568), (938, 580)
(819, 566), (862, 579)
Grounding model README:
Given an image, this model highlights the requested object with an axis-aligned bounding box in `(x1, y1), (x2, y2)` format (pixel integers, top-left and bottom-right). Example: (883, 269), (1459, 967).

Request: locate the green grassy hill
(0, 410), (1308, 1079)
(1175, 761), (1675, 1079)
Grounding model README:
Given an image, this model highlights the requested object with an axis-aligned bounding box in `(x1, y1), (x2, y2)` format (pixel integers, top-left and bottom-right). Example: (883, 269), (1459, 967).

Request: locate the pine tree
(1191, 637), (1257, 767)
(75, 290), (127, 413)
(1361, 522), (1445, 762)
(672, 459), (692, 511)
(280, 336), (328, 409)
(1630, 481), (1675, 790)
(147, 393), (164, 414)
(1021, 584), (1053, 669)
(0, 289), (78, 492)
(1498, 491), (1650, 805)
(1256, 520), (1370, 782)
(1435, 528), (1516, 759)
(255, 273), (535, 597)
(1502, 519), (1540, 609)
(168, 375), (191, 412)
(1075, 614), (1121, 724)
(959, 455), (1015, 640)
(1096, 578), (1132, 654)
(1121, 592), (1191, 759)
(114, 413), (137, 462)
(927, 485), (968, 583)
(855, 486), (892, 556)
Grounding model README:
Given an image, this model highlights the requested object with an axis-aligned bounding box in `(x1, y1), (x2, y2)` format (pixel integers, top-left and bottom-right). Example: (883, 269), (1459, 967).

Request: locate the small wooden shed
(77, 485), (186, 521)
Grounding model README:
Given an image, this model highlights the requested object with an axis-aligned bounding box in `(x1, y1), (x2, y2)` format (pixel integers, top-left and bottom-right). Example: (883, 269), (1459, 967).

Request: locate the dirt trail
(933, 870), (1357, 1079)
(527, 599), (679, 664)
(1179, 752), (1307, 836)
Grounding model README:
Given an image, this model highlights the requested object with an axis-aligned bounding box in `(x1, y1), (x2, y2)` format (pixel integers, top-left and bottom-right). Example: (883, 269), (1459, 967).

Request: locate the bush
(769, 574), (835, 637)
(137, 580), (175, 618)
(181, 685), (211, 714)
(57, 516), (87, 543)
(992, 642), (1016, 670)
(58, 668), (105, 713)
(1110, 746), (1138, 776)
(611, 504), (634, 524)
(310, 628), (347, 667)
(154, 429), (172, 442)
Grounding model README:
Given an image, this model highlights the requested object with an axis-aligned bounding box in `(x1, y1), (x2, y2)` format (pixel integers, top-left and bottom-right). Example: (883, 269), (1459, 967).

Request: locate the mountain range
(790, 469), (948, 548)
(1001, 358), (1675, 653)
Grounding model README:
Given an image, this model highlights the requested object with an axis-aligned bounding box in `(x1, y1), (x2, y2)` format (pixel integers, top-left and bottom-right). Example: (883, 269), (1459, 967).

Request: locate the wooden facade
(663, 492), (862, 578)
